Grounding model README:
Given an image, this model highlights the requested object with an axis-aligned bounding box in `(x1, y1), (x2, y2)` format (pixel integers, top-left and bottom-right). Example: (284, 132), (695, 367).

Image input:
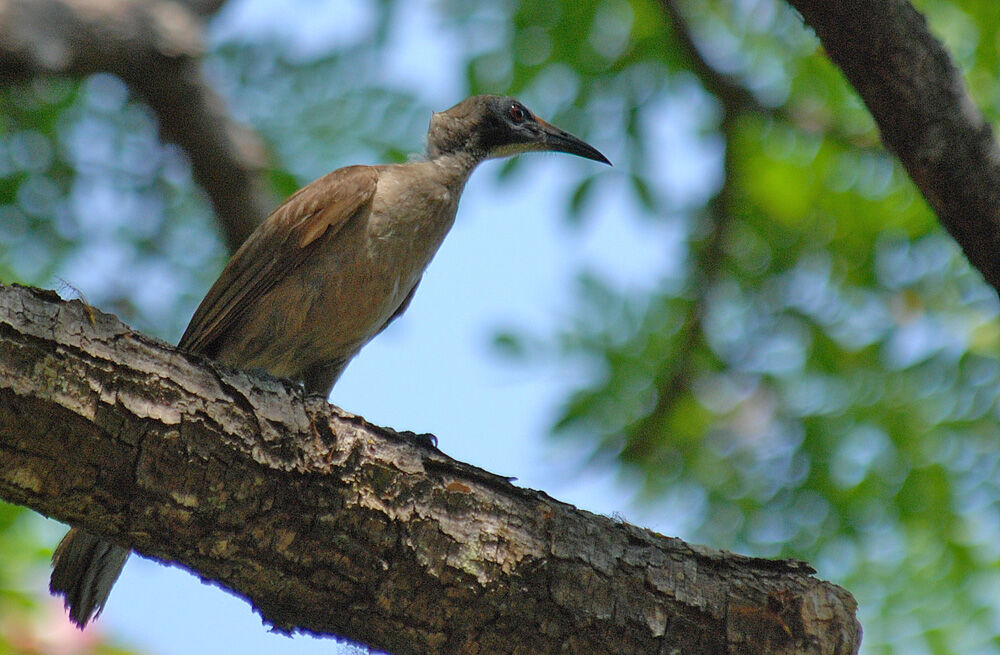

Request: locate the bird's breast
(309, 178), (460, 351)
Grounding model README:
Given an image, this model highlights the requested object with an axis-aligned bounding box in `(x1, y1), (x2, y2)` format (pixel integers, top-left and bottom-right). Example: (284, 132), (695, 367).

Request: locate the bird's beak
(536, 118), (611, 165)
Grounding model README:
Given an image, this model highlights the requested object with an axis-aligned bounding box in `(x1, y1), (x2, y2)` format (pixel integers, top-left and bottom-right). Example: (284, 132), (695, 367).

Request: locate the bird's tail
(49, 528), (130, 628)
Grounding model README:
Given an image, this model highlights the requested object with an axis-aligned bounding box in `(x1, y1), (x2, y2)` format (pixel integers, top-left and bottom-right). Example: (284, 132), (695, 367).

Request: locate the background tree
(0, 0), (997, 653)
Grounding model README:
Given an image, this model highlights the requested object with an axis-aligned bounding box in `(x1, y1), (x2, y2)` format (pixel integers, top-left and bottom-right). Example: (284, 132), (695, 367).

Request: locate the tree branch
(623, 1), (748, 463)
(0, 0), (272, 251)
(784, 0), (1000, 293)
(0, 283), (860, 655)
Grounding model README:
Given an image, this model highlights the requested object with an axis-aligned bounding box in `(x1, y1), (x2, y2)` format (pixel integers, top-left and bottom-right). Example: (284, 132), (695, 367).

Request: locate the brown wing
(178, 164), (379, 355)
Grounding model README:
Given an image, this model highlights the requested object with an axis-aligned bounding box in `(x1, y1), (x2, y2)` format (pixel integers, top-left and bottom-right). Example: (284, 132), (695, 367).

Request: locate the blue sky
(38, 0), (719, 652)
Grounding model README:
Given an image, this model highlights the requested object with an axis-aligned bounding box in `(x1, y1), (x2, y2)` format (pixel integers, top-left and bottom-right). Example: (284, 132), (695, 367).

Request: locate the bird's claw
(397, 430), (438, 449)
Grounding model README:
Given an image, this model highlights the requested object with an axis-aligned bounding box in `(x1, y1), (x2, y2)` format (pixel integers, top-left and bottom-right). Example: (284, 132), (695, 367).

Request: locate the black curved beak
(537, 118), (611, 166)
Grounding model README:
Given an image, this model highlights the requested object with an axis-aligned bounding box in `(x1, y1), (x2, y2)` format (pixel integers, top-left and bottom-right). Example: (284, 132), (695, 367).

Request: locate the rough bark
(0, 283), (861, 654)
(0, 0), (271, 251)
(784, 0), (1000, 293)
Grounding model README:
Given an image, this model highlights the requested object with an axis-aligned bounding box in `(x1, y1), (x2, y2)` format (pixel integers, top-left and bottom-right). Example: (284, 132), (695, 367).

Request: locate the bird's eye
(508, 103), (527, 123)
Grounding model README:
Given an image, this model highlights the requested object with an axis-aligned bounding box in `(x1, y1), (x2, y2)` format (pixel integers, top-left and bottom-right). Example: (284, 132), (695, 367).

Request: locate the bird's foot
(304, 391), (331, 404)
(397, 430), (438, 450)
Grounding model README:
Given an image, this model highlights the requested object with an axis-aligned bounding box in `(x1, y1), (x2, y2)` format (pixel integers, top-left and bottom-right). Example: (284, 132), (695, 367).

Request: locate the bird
(49, 94), (610, 628)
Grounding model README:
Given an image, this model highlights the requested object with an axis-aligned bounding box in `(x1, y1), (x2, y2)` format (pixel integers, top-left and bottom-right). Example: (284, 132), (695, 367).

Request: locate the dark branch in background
(659, 0), (759, 113)
(0, 283), (860, 655)
(623, 1), (748, 461)
(785, 0), (1000, 294)
(0, 0), (272, 251)
(660, 0), (877, 150)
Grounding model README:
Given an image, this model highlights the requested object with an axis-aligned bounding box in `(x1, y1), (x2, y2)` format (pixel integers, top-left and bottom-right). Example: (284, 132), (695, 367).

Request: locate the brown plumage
(50, 94), (609, 627)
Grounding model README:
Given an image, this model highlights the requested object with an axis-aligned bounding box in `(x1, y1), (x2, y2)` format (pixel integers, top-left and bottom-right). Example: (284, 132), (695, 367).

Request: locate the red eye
(509, 104), (527, 123)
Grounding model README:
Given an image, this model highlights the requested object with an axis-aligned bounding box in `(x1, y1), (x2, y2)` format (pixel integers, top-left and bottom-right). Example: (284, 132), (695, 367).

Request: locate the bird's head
(427, 95), (610, 166)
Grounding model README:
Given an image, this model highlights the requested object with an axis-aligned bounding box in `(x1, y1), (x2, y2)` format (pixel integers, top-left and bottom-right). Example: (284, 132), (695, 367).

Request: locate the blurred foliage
(1, 0), (1000, 653)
